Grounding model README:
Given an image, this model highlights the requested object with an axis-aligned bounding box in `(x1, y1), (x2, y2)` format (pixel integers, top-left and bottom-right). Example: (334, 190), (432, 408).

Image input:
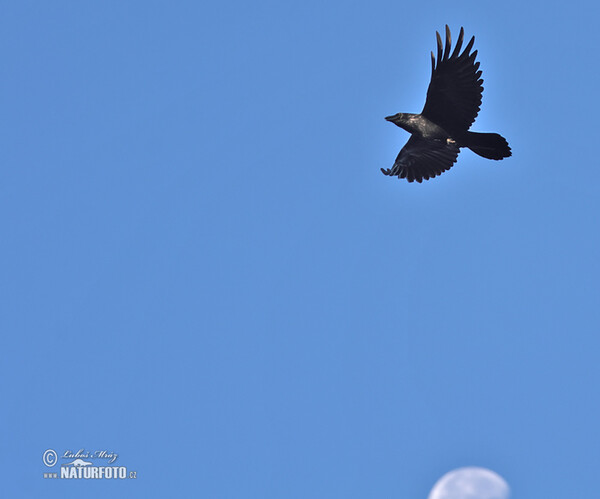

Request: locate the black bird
(382, 25), (511, 183)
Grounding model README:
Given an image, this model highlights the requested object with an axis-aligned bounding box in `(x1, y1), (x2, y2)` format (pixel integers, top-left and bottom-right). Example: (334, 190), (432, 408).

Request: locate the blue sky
(2, 1), (599, 497)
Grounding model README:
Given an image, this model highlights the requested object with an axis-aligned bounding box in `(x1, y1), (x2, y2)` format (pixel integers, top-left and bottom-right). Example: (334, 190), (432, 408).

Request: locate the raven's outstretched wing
(381, 136), (460, 183)
(421, 25), (483, 134)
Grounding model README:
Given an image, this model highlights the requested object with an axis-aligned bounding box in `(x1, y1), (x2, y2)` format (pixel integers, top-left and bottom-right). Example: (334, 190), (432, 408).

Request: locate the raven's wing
(421, 25), (483, 134)
(381, 136), (460, 183)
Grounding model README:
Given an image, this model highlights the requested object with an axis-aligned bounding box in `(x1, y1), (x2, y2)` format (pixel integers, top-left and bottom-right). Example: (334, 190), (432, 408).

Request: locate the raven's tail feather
(463, 131), (511, 160)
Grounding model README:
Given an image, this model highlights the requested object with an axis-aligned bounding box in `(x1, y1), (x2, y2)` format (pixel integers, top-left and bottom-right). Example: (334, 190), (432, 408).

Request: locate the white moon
(428, 467), (510, 499)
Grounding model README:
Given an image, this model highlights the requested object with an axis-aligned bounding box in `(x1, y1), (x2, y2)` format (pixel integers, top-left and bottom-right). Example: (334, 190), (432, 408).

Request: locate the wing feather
(381, 136), (460, 183)
(450, 27), (464, 58)
(422, 26), (483, 134)
(443, 25), (452, 60)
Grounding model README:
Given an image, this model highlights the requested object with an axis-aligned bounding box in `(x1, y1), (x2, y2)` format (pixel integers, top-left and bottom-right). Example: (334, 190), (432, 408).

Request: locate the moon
(428, 467), (510, 499)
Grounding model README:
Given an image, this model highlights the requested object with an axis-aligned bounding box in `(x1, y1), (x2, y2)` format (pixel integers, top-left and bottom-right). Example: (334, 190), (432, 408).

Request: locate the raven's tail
(463, 131), (511, 160)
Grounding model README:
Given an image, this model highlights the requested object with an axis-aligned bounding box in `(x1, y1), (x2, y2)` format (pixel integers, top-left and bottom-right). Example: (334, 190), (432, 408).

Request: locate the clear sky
(2, 1), (599, 497)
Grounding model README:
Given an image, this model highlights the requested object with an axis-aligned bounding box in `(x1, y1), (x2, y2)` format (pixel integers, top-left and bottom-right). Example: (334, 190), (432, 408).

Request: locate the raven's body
(382, 26), (511, 183)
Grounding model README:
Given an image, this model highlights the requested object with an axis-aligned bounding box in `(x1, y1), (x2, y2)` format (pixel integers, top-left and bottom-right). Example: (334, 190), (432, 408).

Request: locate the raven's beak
(385, 115), (395, 122)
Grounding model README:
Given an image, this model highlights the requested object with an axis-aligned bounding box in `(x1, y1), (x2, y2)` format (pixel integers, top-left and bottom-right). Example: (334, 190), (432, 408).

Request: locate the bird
(382, 25), (511, 183)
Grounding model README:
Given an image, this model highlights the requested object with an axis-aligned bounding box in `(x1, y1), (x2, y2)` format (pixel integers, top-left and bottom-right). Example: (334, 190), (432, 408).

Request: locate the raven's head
(385, 113), (419, 134)
(385, 113), (410, 125)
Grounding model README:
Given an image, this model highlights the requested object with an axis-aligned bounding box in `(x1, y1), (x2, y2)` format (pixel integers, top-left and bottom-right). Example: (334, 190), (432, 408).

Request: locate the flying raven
(382, 26), (511, 183)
